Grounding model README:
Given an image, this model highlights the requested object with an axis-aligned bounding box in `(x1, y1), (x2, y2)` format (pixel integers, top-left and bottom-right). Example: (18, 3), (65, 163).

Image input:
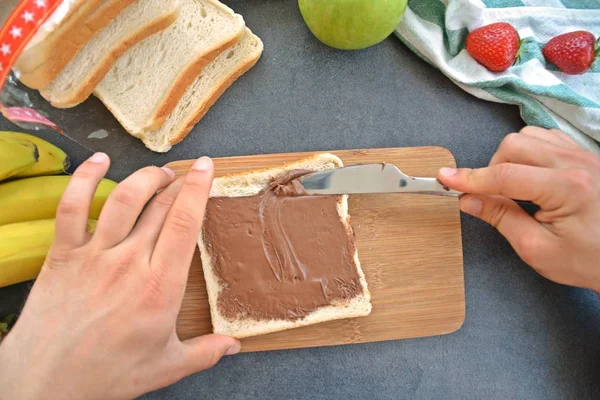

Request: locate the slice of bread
(198, 154), (372, 339)
(94, 0), (245, 137)
(16, 0), (135, 89)
(141, 28), (263, 152)
(15, 0), (100, 74)
(40, 0), (181, 108)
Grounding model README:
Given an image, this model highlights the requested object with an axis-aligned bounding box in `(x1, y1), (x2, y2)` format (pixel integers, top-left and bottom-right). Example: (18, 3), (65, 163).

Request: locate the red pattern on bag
(0, 0), (63, 131)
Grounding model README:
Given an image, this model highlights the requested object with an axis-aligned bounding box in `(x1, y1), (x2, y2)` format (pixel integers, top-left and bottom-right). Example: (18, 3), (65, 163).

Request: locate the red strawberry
(543, 31), (597, 75)
(466, 22), (520, 72)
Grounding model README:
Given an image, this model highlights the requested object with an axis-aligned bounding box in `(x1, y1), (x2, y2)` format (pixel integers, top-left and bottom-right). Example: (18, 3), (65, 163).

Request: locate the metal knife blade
(297, 164), (463, 197)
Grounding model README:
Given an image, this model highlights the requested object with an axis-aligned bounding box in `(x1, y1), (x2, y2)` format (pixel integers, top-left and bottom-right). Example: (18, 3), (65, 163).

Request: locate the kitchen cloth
(395, 0), (600, 154)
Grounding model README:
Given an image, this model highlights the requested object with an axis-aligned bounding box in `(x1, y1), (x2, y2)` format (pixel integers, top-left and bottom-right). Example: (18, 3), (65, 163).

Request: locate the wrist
(0, 336), (22, 399)
(0, 332), (49, 400)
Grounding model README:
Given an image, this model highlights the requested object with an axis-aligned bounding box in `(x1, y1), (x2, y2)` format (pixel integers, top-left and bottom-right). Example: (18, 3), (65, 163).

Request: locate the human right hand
(438, 127), (600, 294)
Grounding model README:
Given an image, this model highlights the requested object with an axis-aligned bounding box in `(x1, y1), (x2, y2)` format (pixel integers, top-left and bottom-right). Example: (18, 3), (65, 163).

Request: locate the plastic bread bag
(0, 0), (263, 158)
(0, 0), (67, 133)
(0, 0), (139, 156)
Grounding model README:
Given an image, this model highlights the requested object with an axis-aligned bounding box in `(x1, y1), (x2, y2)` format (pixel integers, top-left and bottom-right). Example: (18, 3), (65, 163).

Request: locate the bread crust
(146, 22), (245, 133)
(41, 3), (180, 108)
(209, 153), (341, 186)
(140, 29), (262, 152)
(93, 0), (246, 137)
(15, 0), (90, 74)
(170, 40), (262, 147)
(17, 0), (133, 89)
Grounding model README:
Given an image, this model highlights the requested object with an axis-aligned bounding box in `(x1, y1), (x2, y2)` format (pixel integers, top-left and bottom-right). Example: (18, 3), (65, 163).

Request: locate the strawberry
(466, 22), (520, 72)
(543, 31), (598, 75)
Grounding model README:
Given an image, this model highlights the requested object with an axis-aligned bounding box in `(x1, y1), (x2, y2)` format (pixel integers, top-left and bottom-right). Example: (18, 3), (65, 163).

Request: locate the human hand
(0, 154), (240, 400)
(438, 127), (600, 293)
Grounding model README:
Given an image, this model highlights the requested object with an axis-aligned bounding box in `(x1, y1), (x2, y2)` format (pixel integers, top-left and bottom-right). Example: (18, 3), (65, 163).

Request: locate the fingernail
(226, 341), (241, 356)
(192, 156), (213, 171)
(461, 197), (483, 215)
(89, 152), (108, 164)
(440, 167), (457, 177)
(161, 167), (175, 178)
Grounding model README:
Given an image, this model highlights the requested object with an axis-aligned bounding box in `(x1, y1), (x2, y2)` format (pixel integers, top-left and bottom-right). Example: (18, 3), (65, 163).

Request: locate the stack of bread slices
(15, 0), (263, 152)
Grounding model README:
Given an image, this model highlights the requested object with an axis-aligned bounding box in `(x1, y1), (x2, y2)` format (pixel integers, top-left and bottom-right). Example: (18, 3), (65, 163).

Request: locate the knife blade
(297, 163), (463, 197)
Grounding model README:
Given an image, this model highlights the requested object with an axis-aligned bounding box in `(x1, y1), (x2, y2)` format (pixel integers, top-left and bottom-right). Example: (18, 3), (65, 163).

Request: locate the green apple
(298, 0), (408, 50)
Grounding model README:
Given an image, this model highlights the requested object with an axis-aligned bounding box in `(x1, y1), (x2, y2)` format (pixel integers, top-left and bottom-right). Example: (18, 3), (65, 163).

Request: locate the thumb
(459, 194), (547, 264)
(437, 165), (567, 211)
(179, 334), (241, 375)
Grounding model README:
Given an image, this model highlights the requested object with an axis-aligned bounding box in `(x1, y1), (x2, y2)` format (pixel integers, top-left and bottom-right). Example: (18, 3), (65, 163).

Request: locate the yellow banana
(0, 137), (38, 181)
(0, 219), (97, 287)
(0, 131), (69, 178)
(0, 176), (117, 226)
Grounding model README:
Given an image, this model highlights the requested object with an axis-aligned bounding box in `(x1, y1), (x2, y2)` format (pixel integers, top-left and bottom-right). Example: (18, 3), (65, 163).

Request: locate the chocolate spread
(203, 170), (363, 321)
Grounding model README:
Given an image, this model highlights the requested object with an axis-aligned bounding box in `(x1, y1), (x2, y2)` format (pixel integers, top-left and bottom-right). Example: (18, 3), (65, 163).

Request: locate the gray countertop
(1, 1), (599, 399)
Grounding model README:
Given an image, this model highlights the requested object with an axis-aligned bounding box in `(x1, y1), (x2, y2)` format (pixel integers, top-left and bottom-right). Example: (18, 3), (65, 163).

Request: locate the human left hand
(0, 153), (240, 400)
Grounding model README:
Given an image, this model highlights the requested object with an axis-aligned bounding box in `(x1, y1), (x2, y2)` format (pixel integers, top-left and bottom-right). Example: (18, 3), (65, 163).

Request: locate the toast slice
(16, 0), (135, 89)
(141, 27), (263, 152)
(94, 0), (245, 137)
(40, 0), (181, 108)
(199, 154), (372, 339)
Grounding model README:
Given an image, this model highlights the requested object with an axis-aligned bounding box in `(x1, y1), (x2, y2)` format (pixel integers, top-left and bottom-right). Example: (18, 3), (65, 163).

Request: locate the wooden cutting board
(165, 147), (465, 353)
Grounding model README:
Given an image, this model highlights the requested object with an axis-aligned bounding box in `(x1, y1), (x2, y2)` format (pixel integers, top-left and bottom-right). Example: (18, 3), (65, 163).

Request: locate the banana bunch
(0, 137), (37, 180)
(0, 219), (98, 287)
(0, 132), (117, 287)
(0, 131), (69, 180)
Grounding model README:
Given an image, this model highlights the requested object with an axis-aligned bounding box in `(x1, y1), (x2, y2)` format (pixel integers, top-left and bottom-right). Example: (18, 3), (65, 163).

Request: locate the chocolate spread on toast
(203, 170), (362, 321)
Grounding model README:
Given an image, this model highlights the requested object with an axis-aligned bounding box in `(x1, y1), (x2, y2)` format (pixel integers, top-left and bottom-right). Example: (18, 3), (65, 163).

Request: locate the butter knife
(298, 164), (463, 197)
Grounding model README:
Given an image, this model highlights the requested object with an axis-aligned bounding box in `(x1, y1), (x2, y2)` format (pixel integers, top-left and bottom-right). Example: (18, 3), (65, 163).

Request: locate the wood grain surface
(164, 147), (465, 353)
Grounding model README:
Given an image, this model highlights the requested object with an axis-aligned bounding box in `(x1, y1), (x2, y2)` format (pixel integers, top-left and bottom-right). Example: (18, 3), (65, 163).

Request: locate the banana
(0, 219), (97, 287)
(0, 176), (117, 226)
(0, 137), (38, 181)
(0, 131), (69, 178)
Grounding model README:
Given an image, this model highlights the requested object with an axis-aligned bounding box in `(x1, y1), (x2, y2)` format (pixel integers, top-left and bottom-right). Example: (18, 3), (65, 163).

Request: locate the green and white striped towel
(395, 0), (600, 154)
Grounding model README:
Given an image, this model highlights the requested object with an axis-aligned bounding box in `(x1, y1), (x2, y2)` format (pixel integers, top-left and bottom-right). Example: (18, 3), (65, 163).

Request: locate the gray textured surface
(1, 0), (599, 399)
